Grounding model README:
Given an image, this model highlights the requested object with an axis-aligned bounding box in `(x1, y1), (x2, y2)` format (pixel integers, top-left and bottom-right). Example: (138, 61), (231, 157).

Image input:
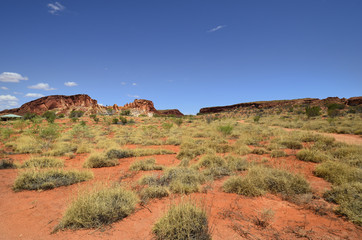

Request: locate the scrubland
(0, 108), (361, 239)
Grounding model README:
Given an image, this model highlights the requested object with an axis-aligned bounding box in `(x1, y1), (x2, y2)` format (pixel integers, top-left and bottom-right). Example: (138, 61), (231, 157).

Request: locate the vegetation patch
(0, 159), (16, 169)
(223, 165), (311, 197)
(83, 153), (119, 168)
(129, 158), (163, 171)
(56, 186), (138, 230)
(270, 150), (286, 158)
(140, 186), (169, 201)
(153, 201), (211, 240)
(314, 161), (361, 185)
(13, 169), (93, 191)
(323, 182), (361, 225)
(21, 157), (64, 168)
(296, 149), (328, 163)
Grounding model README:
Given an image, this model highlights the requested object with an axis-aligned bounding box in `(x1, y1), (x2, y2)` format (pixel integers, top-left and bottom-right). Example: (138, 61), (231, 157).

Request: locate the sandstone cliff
(198, 96), (362, 114)
(0, 94), (101, 115)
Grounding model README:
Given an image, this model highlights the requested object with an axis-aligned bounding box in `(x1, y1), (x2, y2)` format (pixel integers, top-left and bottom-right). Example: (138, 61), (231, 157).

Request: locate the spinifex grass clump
(129, 158), (163, 171)
(21, 157), (64, 168)
(83, 153), (119, 168)
(0, 159), (16, 169)
(56, 185), (138, 230)
(314, 161), (361, 185)
(153, 201), (211, 240)
(13, 169), (93, 191)
(140, 186), (169, 201)
(106, 148), (174, 159)
(323, 182), (362, 225)
(296, 149), (329, 163)
(223, 165), (311, 197)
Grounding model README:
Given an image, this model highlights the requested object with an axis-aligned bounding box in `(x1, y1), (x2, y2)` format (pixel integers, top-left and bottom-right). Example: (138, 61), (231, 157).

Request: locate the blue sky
(0, 0), (361, 114)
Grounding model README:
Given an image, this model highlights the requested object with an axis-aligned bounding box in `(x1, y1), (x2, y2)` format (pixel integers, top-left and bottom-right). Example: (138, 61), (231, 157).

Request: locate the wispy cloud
(64, 81), (78, 87)
(0, 72), (28, 83)
(121, 82), (127, 85)
(127, 94), (140, 98)
(0, 95), (19, 109)
(132, 83), (137, 86)
(1, 87), (8, 90)
(207, 25), (226, 33)
(25, 93), (44, 98)
(48, 2), (65, 15)
(28, 83), (56, 91)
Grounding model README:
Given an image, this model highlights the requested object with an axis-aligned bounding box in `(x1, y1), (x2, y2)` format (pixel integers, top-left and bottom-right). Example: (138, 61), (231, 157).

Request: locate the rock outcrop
(199, 96), (362, 114)
(122, 99), (158, 114)
(158, 109), (184, 116)
(0, 94), (101, 115)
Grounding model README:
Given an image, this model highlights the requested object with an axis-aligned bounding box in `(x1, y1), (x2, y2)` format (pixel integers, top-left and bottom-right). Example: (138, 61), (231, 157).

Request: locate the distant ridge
(198, 96), (362, 114)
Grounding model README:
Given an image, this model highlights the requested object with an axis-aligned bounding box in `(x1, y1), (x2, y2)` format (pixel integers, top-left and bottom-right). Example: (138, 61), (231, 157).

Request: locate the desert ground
(1, 111), (361, 240)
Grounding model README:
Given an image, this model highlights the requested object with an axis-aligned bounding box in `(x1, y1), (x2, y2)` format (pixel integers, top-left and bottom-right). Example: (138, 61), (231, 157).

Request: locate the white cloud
(13, 91), (23, 95)
(1, 87), (8, 90)
(98, 103), (104, 106)
(48, 2), (65, 15)
(28, 83), (56, 91)
(25, 93), (44, 98)
(0, 72), (28, 83)
(127, 94), (140, 98)
(64, 81), (78, 87)
(0, 95), (19, 109)
(121, 82), (127, 85)
(207, 25), (226, 33)
(132, 83), (137, 86)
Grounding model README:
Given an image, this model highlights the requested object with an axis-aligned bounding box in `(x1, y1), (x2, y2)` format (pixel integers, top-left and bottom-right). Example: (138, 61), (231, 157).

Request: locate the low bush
(21, 157), (64, 168)
(83, 153), (119, 168)
(0, 159), (16, 169)
(57, 186), (138, 230)
(296, 149), (328, 163)
(225, 155), (249, 171)
(13, 169), (93, 191)
(153, 201), (211, 240)
(164, 168), (206, 194)
(270, 150), (286, 158)
(314, 161), (362, 185)
(323, 182), (361, 225)
(251, 148), (268, 155)
(280, 139), (303, 149)
(218, 125), (233, 136)
(140, 186), (169, 201)
(223, 165), (311, 197)
(106, 148), (174, 159)
(232, 144), (251, 156)
(129, 158), (163, 171)
(198, 154), (226, 168)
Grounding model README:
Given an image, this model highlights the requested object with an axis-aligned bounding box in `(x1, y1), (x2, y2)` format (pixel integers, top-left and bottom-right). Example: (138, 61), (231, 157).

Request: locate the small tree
(119, 116), (127, 125)
(112, 118), (119, 124)
(254, 115), (261, 123)
(305, 106), (321, 118)
(42, 111), (56, 123)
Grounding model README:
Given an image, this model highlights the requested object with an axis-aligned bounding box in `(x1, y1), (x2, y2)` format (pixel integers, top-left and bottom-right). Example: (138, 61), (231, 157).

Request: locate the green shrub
(0, 159), (16, 169)
(254, 115), (261, 123)
(83, 153), (119, 168)
(153, 201), (211, 240)
(223, 165), (311, 197)
(112, 118), (119, 124)
(57, 186), (138, 230)
(140, 186), (169, 201)
(296, 149), (328, 163)
(106, 148), (131, 159)
(129, 158), (163, 171)
(69, 110), (84, 118)
(323, 182), (361, 225)
(21, 157), (64, 168)
(218, 125), (233, 136)
(305, 106), (321, 118)
(119, 116), (128, 125)
(13, 169), (93, 191)
(120, 110), (131, 116)
(42, 111), (56, 123)
(314, 161), (362, 185)
(270, 150), (286, 158)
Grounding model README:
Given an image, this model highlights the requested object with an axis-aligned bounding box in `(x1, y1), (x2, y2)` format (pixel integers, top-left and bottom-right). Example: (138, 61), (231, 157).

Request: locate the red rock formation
(199, 97), (362, 114)
(123, 99), (158, 114)
(157, 109), (184, 116)
(0, 94), (101, 116)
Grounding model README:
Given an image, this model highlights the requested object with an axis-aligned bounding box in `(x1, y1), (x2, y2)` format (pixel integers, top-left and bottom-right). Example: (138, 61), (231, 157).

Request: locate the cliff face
(198, 97), (362, 114)
(0, 94), (101, 115)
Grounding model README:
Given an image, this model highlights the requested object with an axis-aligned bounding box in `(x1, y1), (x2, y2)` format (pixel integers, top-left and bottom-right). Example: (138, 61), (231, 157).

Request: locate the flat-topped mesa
(198, 96), (362, 114)
(0, 94), (101, 116)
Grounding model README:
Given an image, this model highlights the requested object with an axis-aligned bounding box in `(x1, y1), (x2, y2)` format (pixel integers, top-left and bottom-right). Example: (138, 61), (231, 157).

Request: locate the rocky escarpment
(199, 96), (362, 114)
(0, 95), (184, 117)
(157, 109), (184, 117)
(0, 94), (102, 115)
